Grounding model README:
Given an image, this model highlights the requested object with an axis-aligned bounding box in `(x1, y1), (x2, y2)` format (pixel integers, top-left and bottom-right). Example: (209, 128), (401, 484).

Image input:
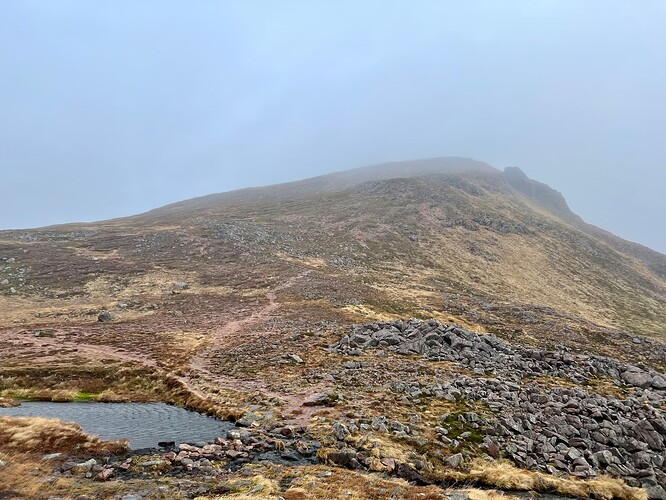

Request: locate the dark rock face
(333, 319), (666, 491)
(503, 166), (580, 222)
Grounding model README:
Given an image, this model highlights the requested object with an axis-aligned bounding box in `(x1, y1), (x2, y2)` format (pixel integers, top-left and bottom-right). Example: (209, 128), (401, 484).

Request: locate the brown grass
(440, 459), (647, 500)
(0, 415), (128, 455)
(269, 467), (447, 500)
(0, 416), (130, 497)
(0, 452), (128, 499)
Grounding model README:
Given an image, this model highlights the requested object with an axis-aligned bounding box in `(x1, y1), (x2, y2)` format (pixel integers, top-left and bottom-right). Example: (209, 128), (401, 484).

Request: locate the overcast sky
(1, 1), (664, 252)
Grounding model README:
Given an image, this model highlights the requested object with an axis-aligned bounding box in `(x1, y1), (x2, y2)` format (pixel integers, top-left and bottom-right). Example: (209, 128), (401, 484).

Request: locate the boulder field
(332, 319), (666, 498)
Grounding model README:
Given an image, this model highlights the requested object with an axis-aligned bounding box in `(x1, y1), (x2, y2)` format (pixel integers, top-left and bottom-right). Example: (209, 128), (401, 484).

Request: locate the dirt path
(185, 271), (321, 425)
(1, 271), (321, 425)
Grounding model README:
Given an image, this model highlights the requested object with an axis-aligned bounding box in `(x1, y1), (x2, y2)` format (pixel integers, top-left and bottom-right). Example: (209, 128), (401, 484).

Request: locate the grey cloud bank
(1, 1), (664, 252)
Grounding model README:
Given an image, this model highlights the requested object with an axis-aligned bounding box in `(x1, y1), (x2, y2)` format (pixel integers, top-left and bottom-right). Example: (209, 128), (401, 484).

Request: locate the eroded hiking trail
(184, 271), (321, 426)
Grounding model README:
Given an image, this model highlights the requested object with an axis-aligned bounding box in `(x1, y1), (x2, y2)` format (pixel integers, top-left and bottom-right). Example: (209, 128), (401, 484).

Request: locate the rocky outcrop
(503, 166), (581, 222)
(335, 319), (665, 390)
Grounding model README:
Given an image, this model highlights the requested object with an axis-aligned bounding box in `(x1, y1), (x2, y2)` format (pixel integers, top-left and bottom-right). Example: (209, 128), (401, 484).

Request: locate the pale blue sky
(1, 1), (665, 252)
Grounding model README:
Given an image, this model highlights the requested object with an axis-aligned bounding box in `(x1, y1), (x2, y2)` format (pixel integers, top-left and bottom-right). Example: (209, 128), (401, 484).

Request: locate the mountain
(2, 157), (665, 358)
(1, 157), (665, 498)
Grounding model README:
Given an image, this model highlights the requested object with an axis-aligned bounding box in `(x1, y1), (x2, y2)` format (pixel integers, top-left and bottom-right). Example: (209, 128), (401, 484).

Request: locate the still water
(0, 401), (234, 449)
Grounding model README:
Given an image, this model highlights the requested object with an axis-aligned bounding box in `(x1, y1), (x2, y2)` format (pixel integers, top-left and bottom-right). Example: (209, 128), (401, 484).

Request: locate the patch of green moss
(441, 410), (487, 445)
(73, 392), (96, 402)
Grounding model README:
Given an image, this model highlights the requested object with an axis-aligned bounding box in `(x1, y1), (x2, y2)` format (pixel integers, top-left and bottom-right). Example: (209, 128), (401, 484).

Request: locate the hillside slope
(1, 157), (666, 498)
(1, 157), (665, 350)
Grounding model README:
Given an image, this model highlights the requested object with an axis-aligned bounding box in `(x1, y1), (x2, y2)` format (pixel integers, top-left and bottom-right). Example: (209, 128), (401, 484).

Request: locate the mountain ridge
(12, 156), (664, 272)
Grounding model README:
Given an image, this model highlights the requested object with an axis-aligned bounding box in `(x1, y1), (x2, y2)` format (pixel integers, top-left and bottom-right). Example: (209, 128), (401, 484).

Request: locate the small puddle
(0, 402), (235, 450)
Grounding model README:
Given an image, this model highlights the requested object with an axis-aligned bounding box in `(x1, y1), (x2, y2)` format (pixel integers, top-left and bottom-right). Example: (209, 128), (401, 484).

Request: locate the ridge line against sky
(1, 1), (665, 252)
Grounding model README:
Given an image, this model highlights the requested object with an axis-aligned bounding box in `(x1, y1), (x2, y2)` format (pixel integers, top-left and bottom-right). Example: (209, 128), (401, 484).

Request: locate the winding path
(184, 271), (321, 425)
(2, 271), (320, 425)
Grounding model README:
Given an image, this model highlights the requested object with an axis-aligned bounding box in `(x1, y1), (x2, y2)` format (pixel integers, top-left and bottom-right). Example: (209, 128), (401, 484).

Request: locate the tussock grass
(0, 396), (20, 407)
(0, 415), (128, 455)
(278, 467), (447, 499)
(0, 452), (127, 498)
(440, 459), (647, 500)
(49, 389), (79, 402)
(0, 416), (130, 498)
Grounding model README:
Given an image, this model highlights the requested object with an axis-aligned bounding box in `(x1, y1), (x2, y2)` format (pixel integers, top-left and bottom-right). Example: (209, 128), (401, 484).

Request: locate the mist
(1, 1), (664, 252)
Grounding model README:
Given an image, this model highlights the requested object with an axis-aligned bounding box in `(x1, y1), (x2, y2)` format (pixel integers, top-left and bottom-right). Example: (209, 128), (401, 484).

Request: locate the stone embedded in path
(288, 354), (304, 364)
(97, 311), (113, 322)
(303, 392), (339, 407)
